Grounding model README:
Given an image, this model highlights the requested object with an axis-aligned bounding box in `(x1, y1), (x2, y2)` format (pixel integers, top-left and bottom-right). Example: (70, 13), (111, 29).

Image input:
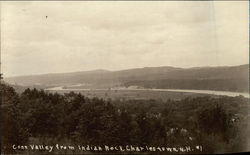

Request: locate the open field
(46, 89), (229, 101)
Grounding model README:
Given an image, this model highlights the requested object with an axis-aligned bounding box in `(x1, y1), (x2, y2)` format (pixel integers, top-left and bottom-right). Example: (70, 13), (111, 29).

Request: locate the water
(46, 87), (249, 98)
(150, 89), (249, 98)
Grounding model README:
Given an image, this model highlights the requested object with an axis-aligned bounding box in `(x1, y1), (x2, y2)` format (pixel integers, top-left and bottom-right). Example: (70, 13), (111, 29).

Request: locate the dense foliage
(1, 83), (249, 154)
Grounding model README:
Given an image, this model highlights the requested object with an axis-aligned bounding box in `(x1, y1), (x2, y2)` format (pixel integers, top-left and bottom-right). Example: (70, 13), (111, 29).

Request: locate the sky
(1, 1), (249, 77)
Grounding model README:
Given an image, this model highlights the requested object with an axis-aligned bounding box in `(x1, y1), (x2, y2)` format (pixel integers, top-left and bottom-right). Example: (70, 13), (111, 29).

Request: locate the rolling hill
(3, 64), (249, 92)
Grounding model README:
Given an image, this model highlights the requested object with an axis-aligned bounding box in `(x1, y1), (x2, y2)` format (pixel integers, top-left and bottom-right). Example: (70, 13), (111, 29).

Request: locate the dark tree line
(1, 83), (249, 154)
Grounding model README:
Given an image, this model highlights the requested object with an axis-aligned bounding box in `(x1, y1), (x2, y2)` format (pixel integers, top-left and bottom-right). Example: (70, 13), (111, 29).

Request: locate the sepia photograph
(0, 0), (249, 154)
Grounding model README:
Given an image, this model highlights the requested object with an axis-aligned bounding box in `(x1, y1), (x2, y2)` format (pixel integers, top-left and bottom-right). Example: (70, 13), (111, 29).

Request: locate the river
(46, 87), (249, 98)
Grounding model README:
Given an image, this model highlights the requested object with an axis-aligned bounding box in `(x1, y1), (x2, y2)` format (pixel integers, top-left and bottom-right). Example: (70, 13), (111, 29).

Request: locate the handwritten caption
(12, 144), (203, 153)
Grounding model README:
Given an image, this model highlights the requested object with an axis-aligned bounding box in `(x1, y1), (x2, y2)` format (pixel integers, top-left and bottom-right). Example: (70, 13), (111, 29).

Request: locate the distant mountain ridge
(4, 64), (249, 92)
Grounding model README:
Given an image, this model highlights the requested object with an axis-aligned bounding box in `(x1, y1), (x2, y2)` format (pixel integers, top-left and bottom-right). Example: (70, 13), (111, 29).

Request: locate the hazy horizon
(4, 63), (249, 78)
(1, 1), (248, 77)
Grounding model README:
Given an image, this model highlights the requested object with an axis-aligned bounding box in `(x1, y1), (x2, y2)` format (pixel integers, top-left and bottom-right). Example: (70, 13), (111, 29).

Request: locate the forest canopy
(1, 83), (249, 154)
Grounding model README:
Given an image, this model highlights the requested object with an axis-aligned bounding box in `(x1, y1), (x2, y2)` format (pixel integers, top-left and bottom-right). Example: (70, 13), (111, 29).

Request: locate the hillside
(4, 66), (180, 86)
(124, 65), (249, 92)
(3, 64), (249, 92)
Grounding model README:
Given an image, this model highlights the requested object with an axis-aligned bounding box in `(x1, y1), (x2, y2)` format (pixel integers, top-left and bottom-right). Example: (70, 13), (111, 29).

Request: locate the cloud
(1, 1), (248, 77)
